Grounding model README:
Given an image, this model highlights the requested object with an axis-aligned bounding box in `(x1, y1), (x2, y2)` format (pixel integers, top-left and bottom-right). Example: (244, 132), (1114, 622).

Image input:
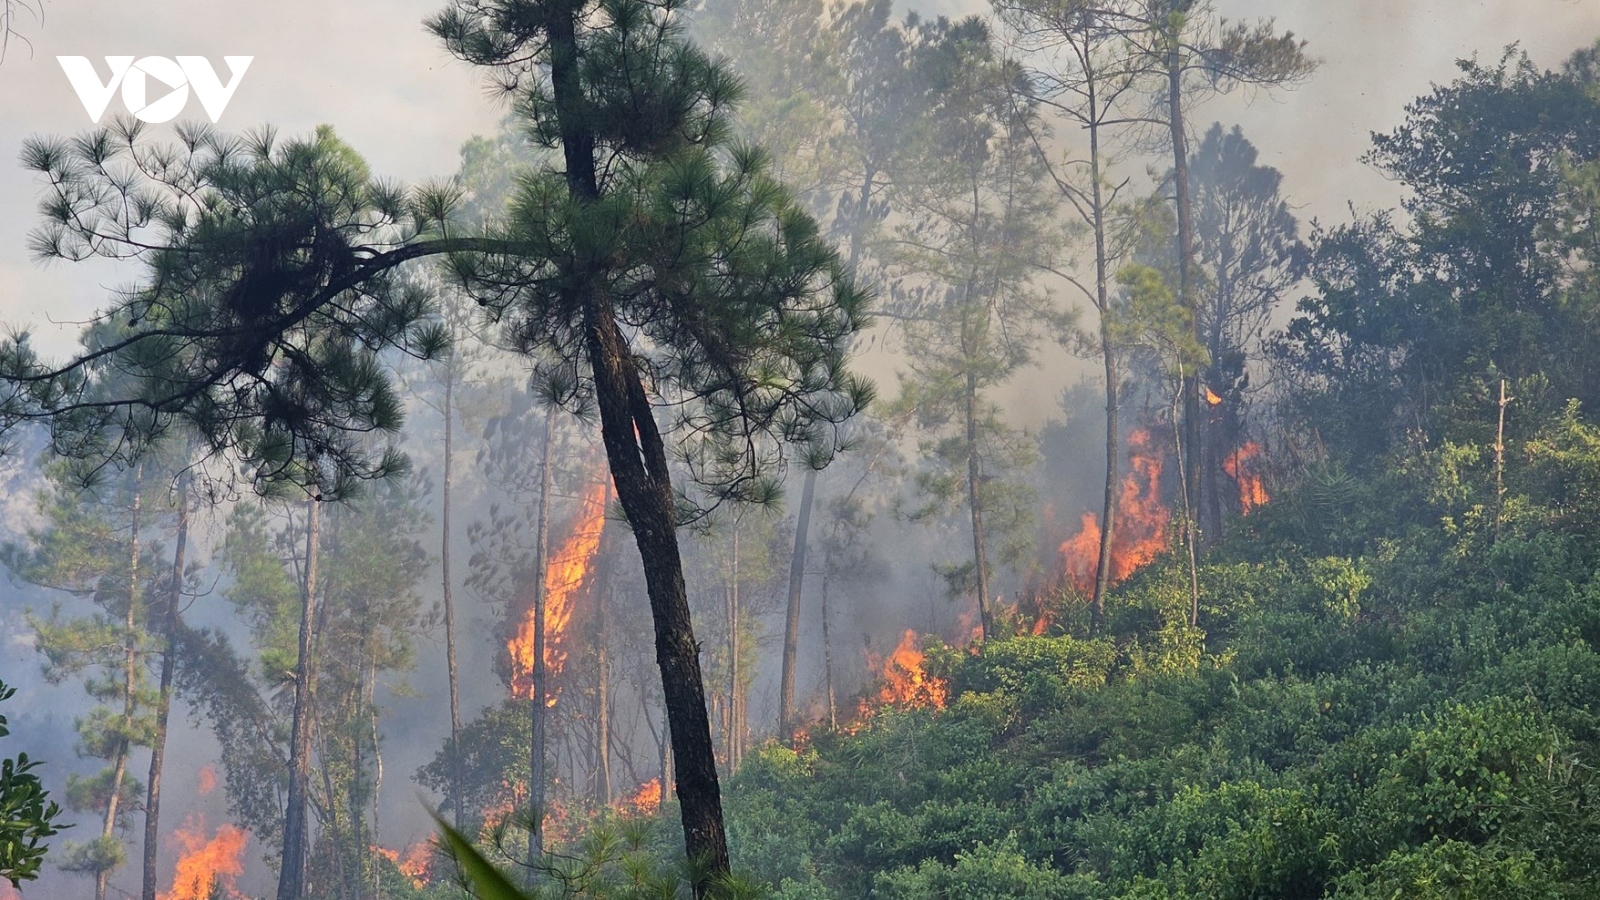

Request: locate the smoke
(0, 2), (1595, 894)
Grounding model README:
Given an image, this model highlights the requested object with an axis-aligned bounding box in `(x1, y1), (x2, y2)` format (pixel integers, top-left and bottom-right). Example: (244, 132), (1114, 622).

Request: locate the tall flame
(869, 630), (948, 710)
(1060, 428), (1172, 596)
(508, 478), (609, 701)
(1222, 442), (1268, 514)
(157, 819), (248, 900)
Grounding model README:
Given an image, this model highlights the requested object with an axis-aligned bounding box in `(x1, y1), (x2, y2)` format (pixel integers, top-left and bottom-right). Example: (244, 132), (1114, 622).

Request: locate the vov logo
(58, 56), (253, 124)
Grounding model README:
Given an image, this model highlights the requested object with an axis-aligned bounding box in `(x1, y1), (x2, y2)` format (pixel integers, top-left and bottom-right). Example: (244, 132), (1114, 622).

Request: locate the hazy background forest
(1, 1), (1599, 899)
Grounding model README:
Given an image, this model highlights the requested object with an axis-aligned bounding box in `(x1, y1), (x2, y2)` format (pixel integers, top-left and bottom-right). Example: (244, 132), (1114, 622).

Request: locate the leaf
(431, 809), (531, 900)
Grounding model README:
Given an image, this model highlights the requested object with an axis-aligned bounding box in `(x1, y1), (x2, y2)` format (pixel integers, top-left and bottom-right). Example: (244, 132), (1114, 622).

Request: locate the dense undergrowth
(707, 409), (1600, 899)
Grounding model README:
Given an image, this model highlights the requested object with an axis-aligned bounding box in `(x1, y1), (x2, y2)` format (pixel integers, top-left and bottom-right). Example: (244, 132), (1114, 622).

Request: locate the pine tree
(884, 16), (1060, 639)
(3, 4), (870, 888)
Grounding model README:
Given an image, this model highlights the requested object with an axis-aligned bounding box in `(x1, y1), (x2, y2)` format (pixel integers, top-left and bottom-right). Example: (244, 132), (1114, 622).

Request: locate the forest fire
(373, 841), (432, 889)
(624, 778), (663, 814)
(1059, 428), (1172, 596)
(865, 630), (948, 711)
(1223, 442), (1269, 514)
(508, 478), (609, 702)
(157, 818), (247, 900)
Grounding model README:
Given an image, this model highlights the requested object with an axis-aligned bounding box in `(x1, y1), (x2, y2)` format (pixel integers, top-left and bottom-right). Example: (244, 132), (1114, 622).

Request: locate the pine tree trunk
(277, 499), (320, 900)
(595, 577), (611, 806)
(966, 370), (993, 640)
(527, 412), (553, 883)
(1166, 24), (1203, 618)
(141, 479), (189, 900)
(547, 6), (728, 887)
(821, 576), (836, 732)
(102, 466), (142, 900)
(442, 366), (465, 830)
(1088, 100), (1118, 623)
(725, 526), (740, 772)
(778, 467), (816, 745)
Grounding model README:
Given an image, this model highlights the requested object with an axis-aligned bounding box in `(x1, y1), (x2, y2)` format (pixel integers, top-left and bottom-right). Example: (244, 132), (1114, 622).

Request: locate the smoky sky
(2, 1), (1591, 400)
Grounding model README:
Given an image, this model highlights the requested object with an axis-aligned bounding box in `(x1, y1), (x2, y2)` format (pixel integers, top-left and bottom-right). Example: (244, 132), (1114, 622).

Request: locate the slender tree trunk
(369, 660), (383, 900)
(277, 499), (321, 900)
(547, 6), (728, 887)
(100, 467), (142, 900)
(141, 478), (189, 900)
(966, 370), (993, 640)
(1171, 376), (1200, 626)
(595, 572), (612, 806)
(1168, 23), (1204, 558)
(725, 526), (741, 771)
(778, 467), (816, 745)
(527, 412), (553, 884)
(821, 575), (836, 733)
(659, 708), (672, 795)
(442, 367), (465, 830)
(1087, 100), (1118, 623)
(777, 164), (869, 743)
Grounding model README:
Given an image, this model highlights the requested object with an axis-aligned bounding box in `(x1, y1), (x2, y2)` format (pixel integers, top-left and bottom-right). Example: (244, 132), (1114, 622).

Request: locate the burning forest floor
(386, 429), (1600, 900)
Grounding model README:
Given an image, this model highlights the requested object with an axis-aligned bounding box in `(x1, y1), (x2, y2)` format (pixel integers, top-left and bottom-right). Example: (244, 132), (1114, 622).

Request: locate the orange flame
(508, 478), (609, 702)
(1222, 442), (1268, 514)
(867, 630), (948, 711)
(1059, 428), (1172, 596)
(1204, 386), (1224, 406)
(158, 819), (247, 900)
(373, 841), (432, 889)
(624, 778), (662, 814)
(197, 765), (218, 796)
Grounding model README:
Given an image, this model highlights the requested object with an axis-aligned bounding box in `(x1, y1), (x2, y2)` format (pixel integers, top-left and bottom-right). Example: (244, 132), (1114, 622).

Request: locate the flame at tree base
(158, 818), (248, 900)
(508, 478), (609, 702)
(1059, 428), (1172, 598)
(860, 630), (948, 715)
(624, 778), (663, 815)
(373, 841), (432, 889)
(1223, 442), (1269, 514)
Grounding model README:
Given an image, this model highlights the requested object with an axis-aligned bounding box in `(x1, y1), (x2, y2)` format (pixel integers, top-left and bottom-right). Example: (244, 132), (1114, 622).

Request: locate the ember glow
(1059, 428), (1172, 596)
(157, 819), (247, 900)
(869, 630), (948, 710)
(508, 478), (609, 701)
(625, 777), (663, 814)
(1222, 442), (1269, 514)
